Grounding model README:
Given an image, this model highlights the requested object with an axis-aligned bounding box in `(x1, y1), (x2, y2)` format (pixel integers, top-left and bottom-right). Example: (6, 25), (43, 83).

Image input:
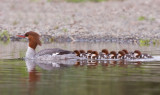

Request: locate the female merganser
(17, 31), (78, 60)
(98, 49), (109, 59)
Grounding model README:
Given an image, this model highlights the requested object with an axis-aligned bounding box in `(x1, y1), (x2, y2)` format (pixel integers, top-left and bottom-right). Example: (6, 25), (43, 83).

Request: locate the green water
(0, 42), (160, 95)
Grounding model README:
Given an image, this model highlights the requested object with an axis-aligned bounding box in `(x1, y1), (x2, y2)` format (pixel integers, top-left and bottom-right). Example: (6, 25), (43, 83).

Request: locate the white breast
(26, 46), (36, 59)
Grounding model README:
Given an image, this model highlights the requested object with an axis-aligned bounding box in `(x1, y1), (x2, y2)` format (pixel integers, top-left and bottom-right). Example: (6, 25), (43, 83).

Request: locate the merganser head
(122, 49), (129, 54)
(74, 50), (80, 57)
(134, 50), (142, 58)
(86, 50), (92, 59)
(102, 49), (109, 55)
(91, 51), (98, 59)
(87, 50), (92, 54)
(109, 51), (117, 59)
(117, 51), (125, 59)
(17, 31), (41, 50)
(79, 50), (85, 54)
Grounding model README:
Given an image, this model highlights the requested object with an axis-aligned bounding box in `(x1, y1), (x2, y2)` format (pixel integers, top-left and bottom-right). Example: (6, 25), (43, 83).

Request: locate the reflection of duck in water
(17, 31), (79, 60)
(25, 59), (77, 71)
(25, 60), (40, 82)
(25, 60), (40, 95)
(25, 59), (78, 95)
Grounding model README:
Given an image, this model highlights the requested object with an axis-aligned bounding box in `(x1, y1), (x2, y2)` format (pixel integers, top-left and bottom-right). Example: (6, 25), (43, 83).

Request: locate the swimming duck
(17, 31), (78, 60)
(91, 51), (99, 60)
(108, 51), (117, 59)
(117, 51), (125, 59)
(98, 49), (109, 59)
(133, 50), (153, 59)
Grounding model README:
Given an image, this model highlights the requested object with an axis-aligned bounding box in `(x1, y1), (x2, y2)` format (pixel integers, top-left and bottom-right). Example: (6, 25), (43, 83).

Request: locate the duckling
(98, 49), (109, 59)
(108, 51), (117, 59)
(122, 49), (134, 59)
(91, 51), (99, 60)
(86, 50), (93, 59)
(79, 50), (86, 58)
(133, 50), (153, 59)
(117, 51), (125, 59)
(74, 50), (80, 57)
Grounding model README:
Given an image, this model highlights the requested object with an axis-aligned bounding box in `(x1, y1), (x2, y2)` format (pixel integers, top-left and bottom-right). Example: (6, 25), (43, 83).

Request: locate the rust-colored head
(122, 49), (129, 54)
(17, 31), (41, 49)
(109, 51), (117, 59)
(134, 50), (142, 58)
(79, 50), (85, 53)
(86, 50), (92, 59)
(117, 51), (125, 58)
(102, 49), (109, 55)
(74, 50), (80, 57)
(87, 50), (92, 53)
(92, 51), (98, 55)
(91, 51), (99, 59)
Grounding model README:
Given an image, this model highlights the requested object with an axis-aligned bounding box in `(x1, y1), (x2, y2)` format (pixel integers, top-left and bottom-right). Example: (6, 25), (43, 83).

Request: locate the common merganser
(122, 49), (134, 59)
(108, 51), (117, 59)
(98, 49), (109, 59)
(86, 50), (92, 59)
(91, 51), (99, 60)
(122, 49), (153, 59)
(17, 31), (78, 60)
(117, 51), (125, 59)
(73, 50), (80, 57)
(122, 49), (129, 54)
(79, 50), (86, 58)
(133, 50), (153, 59)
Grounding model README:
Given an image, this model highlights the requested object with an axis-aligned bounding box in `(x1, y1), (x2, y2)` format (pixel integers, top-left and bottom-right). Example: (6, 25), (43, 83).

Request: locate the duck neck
(26, 46), (36, 59)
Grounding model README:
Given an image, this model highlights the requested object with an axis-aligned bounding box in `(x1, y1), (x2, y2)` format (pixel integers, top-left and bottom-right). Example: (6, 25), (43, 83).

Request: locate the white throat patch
(26, 46), (36, 59)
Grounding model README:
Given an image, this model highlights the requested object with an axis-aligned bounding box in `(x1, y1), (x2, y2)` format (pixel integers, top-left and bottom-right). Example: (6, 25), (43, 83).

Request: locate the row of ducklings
(74, 49), (153, 60)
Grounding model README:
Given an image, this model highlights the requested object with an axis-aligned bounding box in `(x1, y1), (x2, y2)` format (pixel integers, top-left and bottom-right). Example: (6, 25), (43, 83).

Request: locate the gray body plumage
(35, 48), (79, 60)
(36, 48), (74, 56)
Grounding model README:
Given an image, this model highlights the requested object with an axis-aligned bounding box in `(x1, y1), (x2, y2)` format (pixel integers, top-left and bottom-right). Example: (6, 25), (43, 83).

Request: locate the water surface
(0, 41), (160, 95)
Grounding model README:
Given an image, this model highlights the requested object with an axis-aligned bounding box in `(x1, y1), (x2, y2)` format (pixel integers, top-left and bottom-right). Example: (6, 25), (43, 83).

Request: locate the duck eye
(25, 34), (29, 37)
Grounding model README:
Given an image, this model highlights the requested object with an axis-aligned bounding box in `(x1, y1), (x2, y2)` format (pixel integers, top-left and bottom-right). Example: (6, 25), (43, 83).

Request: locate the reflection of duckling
(101, 60), (109, 67)
(109, 51), (117, 59)
(109, 60), (117, 66)
(74, 62), (80, 66)
(98, 49), (109, 59)
(87, 60), (98, 68)
(133, 61), (142, 67)
(118, 60), (128, 68)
